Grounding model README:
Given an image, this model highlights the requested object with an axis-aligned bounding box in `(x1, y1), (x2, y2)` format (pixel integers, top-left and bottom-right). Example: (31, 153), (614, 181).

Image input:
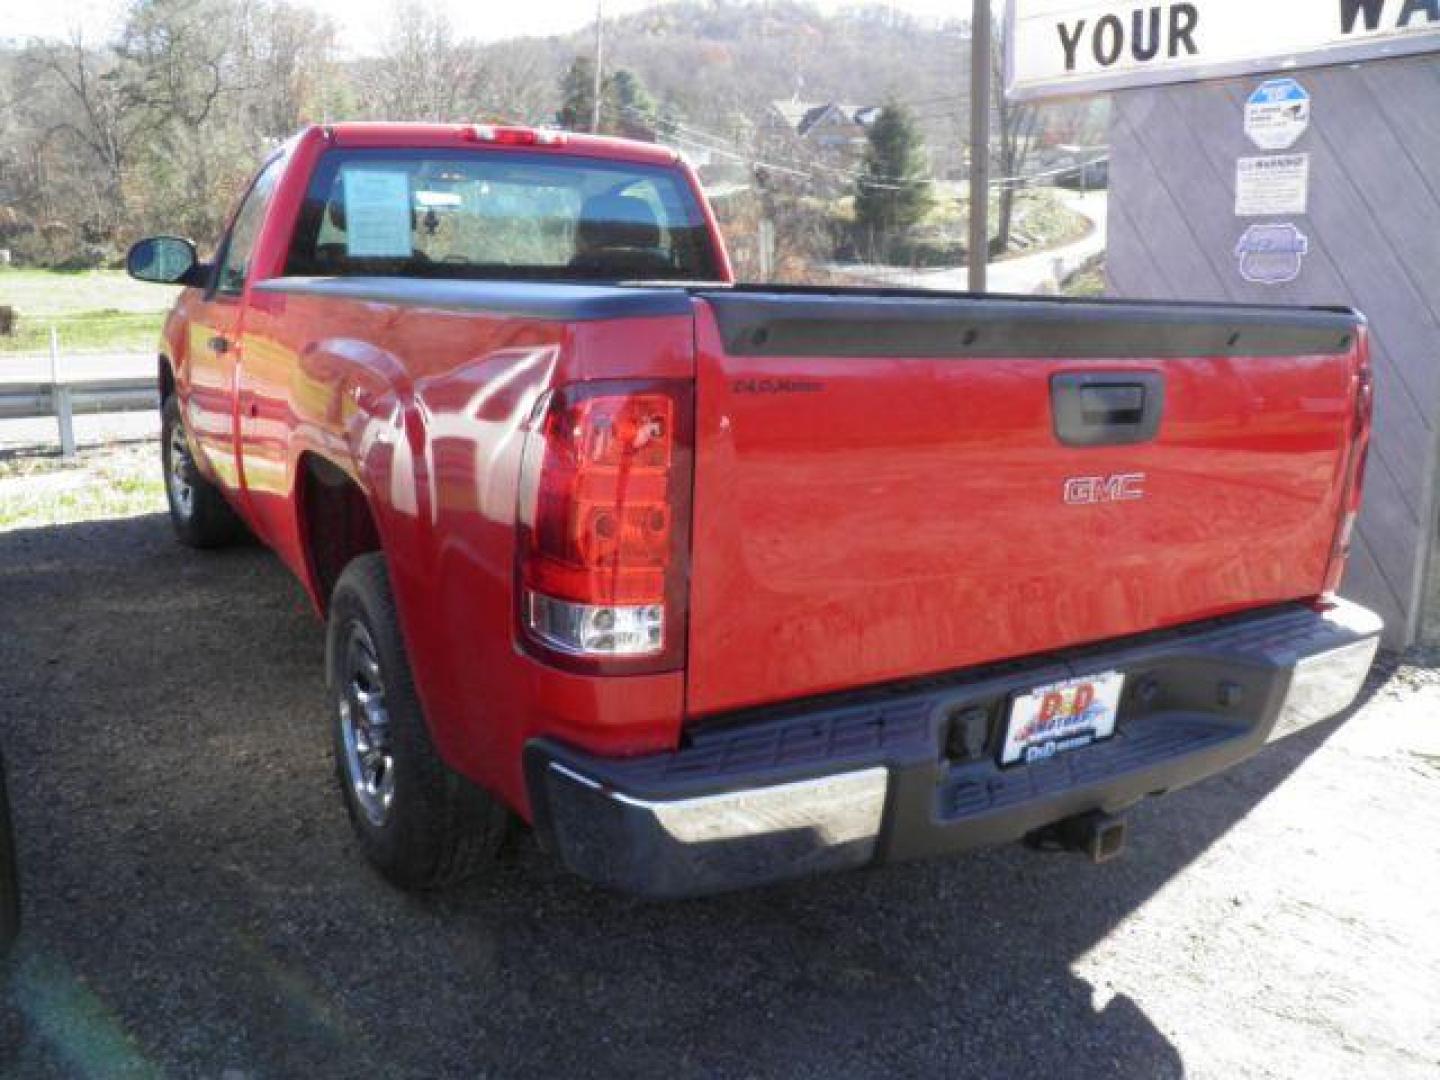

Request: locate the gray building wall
(1105, 57), (1440, 648)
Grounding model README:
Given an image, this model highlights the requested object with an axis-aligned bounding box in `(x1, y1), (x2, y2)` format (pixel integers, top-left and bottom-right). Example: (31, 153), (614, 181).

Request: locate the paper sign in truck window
(342, 169), (413, 258)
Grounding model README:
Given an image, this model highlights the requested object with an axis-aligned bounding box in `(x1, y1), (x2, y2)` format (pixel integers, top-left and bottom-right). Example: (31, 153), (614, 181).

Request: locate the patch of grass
(2, 310), (168, 353)
(1062, 253), (1106, 297)
(0, 442), (165, 530)
(1003, 188), (1092, 258)
(0, 269), (177, 355)
(868, 187), (1093, 268)
(0, 268), (177, 315)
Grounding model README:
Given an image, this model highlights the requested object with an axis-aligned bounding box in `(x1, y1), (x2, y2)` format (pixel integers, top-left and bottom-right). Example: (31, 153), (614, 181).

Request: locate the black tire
(161, 394), (243, 548)
(327, 554), (511, 890)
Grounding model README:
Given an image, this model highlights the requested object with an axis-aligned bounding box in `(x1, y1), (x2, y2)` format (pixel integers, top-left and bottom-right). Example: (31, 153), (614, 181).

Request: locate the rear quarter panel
(242, 292), (696, 816)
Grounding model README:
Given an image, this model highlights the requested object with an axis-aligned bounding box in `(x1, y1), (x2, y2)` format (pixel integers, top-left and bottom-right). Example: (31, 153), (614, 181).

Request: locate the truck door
(184, 157), (284, 491)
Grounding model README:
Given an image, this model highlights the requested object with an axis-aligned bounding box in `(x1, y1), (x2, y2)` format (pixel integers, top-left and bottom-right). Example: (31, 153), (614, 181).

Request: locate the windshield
(284, 148), (720, 283)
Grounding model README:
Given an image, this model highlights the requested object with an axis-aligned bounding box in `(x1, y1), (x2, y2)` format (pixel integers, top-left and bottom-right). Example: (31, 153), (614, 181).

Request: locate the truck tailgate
(686, 290), (1364, 717)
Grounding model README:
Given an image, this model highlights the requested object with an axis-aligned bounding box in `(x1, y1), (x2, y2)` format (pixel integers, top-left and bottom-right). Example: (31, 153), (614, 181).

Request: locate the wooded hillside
(0, 0), (1102, 274)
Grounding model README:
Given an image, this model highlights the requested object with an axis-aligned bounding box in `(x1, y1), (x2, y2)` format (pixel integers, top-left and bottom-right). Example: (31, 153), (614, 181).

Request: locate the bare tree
(366, 3), (475, 122)
(21, 32), (148, 230)
(0, 1), (1001, 266)
(18, 0), (242, 242)
(237, 0), (341, 136)
(990, 27), (1040, 255)
(472, 39), (554, 125)
(118, 0), (231, 127)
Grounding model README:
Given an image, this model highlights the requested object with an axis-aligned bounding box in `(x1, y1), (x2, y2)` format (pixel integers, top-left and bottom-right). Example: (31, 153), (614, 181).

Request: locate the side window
(215, 158), (285, 296)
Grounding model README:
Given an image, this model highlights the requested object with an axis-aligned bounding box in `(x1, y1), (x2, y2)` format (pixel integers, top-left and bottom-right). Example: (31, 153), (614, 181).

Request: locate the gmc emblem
(1063, 473), (1146, 505)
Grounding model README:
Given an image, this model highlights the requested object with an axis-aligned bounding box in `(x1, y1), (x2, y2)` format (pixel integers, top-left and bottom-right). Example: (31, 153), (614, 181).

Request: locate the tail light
(1323, 325), (1373, 595)
(516, 380), (693, 672)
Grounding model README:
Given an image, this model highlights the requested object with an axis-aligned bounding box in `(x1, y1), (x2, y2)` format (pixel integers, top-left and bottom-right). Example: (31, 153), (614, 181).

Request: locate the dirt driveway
(1, 512), (1437, 1079)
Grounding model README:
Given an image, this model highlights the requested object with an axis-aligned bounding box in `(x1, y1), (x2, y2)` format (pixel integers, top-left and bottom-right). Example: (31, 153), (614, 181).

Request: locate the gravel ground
(0, 511), (1437, 1079)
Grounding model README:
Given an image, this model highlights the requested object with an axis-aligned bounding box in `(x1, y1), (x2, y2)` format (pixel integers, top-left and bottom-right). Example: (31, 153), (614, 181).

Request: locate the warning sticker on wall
(1245, 78), (1311, 151)
(1235, 154), (1310, 217)
(341, 169), (413, 258)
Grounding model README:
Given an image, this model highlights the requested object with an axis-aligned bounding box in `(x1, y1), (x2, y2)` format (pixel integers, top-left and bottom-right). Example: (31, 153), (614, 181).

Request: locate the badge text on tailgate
(1063, 473), (1146, 505)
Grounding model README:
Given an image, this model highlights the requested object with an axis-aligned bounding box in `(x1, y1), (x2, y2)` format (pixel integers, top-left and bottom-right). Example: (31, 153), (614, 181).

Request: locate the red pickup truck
(126, 122), (1381, 898)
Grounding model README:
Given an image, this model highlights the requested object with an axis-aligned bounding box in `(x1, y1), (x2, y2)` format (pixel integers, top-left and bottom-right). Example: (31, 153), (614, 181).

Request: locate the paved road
(0, 352), (157, 449)
(837, 191), (1109, 295)
(0, 515), (1437, 1078)
(0, 352), (153, 385)
(0, 352), (156, 451)
(987, 191), (1107, 294)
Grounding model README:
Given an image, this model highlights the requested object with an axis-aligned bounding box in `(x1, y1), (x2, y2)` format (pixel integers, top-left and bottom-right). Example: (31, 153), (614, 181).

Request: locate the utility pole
(968, 0), (992, 293)
(591, 0), (604, 134)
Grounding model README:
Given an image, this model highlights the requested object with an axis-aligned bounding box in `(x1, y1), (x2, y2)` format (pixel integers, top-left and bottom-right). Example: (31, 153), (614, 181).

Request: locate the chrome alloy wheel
(166, 418), (196, 519)
(338, 622), (396, 827)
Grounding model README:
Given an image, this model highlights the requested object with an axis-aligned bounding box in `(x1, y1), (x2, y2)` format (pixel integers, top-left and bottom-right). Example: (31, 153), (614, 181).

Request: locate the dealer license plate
(1001, 671), (1125, 766)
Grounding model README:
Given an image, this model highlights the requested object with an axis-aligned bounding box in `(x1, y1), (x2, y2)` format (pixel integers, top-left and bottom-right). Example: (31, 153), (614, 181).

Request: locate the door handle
(1051, 372), (1165, 447)
(208, 335), (231, 354)
(1079, 384), (1146, 427)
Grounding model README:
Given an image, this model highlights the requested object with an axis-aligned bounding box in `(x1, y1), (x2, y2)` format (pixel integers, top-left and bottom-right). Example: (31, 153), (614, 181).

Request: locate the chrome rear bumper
(529, 598), (1382, 898)
(1269, 601), (1382, 742)
(541, 763), (889, 897)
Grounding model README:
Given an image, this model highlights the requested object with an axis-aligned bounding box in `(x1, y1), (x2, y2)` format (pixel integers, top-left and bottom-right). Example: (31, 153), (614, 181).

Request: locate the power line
(598, 102), (1106, 194)
(619, 107), (927, 189)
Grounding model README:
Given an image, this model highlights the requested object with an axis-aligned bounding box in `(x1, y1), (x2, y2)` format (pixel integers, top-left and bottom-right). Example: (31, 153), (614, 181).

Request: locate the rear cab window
(284, 148), (720, 283)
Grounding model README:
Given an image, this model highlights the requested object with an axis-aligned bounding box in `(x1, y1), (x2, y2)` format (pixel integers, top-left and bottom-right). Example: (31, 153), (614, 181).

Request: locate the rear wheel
(327, 554), (511, 890)
(161, 394), (242, 548)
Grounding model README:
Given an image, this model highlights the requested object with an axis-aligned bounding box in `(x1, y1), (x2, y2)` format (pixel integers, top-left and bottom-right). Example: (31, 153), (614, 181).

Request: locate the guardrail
(1, 328), (157, 456)
(0, 378), (157, 456)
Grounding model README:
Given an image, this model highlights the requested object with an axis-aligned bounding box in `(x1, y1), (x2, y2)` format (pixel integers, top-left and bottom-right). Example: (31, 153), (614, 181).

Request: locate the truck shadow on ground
(0, 513), (1357, 1079)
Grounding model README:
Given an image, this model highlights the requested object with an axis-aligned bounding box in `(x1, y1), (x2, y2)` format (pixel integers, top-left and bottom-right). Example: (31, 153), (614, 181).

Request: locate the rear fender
(285, 337), (562, 798)
(286, 338), (420, 610)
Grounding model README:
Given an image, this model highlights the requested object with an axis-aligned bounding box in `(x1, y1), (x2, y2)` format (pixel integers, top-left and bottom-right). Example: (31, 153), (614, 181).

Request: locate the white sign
(1235, 154), (1310, 216)
(341, 169), (413, 258)
(1006, 0), (1440, 101)
(1244, 78), (1311, 149)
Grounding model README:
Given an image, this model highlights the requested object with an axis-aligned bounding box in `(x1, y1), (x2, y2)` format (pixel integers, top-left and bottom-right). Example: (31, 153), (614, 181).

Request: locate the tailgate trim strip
(698, 291), (1359, 359)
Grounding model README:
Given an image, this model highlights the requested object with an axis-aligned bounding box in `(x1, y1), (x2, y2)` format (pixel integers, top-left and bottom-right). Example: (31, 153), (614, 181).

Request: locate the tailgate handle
(1052, 372), (1164, 447)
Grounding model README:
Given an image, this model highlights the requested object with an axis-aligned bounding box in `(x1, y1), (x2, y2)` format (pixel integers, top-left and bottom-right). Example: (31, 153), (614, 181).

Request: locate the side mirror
(126, 236), (205, 286)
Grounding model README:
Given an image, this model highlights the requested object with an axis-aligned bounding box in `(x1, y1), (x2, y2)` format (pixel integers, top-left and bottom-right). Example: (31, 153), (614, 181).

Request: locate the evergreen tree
(556, 60), (661, 139)
(556, 56), (596, 131)
(606, 68), (657, 136)
(853, 102), (932, 262)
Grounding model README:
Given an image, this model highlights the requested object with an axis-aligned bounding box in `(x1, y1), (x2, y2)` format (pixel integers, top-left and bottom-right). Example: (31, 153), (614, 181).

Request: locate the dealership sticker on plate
(1002, 671), (1125, 766)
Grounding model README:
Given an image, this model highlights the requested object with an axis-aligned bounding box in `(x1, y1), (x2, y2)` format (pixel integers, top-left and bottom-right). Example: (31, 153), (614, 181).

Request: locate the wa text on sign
(1006, 0), (1440, 101)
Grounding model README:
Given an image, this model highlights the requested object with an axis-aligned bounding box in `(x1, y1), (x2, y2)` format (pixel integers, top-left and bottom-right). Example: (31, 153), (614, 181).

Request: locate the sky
(3, 0), (971, 56)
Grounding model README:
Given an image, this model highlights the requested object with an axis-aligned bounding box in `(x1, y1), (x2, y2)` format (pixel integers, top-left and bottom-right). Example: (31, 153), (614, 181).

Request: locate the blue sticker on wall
(1235, 223), (1309, 285)
(1245, 79), (1310, 151)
